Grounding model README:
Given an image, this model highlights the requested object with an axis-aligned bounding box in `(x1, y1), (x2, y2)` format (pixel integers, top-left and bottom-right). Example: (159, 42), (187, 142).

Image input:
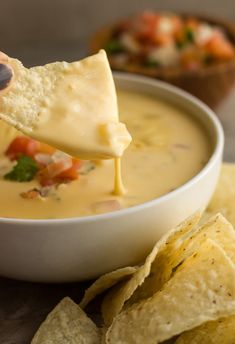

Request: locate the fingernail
(0, 64), (13, 90)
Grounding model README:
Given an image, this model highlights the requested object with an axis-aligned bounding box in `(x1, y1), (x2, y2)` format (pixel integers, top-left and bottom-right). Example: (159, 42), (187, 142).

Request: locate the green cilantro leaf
(176, 28), (195, 50)
(4, 156), (38, 182)
(185, 28), (195, 43)
(105, 39), (125, 54)
(143, 58), (160, 68)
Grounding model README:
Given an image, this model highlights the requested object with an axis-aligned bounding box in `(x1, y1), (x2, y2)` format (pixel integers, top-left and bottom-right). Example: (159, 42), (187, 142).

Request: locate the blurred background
(1, 0), (235, 65)
(1, 0), (235, 160)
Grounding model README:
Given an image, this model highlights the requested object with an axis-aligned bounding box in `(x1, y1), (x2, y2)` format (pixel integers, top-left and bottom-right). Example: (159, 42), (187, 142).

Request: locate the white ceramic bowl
(0, 73), (224, 282)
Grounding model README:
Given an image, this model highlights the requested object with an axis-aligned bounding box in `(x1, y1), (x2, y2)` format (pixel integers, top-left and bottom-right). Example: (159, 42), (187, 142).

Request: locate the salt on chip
(101, 213), (201, 325)
(175, 316), (235, 344)
(80, 266), (137, 308)
(105, 239), (235, 344)
(126, 213), (235, 307)
(102, 212), (201, 325)
(207, 163), (235, 227)
(31, 297), (100, 344)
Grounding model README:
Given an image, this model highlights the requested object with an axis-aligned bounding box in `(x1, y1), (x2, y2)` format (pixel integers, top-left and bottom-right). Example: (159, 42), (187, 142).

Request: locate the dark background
(1, 0), (234, 65)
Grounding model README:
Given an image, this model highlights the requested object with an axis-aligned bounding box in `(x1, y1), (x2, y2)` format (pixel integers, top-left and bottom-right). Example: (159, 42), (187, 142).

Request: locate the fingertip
(0, 63), (14, 91)
(0, 52), (9, 63)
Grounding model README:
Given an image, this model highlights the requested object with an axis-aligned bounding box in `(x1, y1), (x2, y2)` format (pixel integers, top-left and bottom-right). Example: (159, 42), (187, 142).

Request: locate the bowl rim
(0, 73), (224, 226)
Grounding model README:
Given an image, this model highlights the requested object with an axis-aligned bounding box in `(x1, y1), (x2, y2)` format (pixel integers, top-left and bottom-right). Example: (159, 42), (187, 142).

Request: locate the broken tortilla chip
(80, 266), (137, 309)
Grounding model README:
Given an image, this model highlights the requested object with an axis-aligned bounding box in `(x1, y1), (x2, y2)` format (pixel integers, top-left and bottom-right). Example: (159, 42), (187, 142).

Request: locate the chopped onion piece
(195, 24), (214, 46)
(148, 45), (180, 66)
(51, 151), (71, 163)
(46, 159), (73, 178)
(34, 153), (53, 166)
(119, 33), (140, 53)
(157, 17), (174, 35)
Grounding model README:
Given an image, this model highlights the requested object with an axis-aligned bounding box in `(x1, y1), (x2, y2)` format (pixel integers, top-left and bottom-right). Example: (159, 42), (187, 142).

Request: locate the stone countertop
(0, 87), (235, 344)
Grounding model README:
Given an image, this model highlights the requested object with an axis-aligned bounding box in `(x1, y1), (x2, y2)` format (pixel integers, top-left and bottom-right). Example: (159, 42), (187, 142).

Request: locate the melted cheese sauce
(32, 69), (131, 160)
(113, 158), (125, 196)
(0, 90), (211, 219)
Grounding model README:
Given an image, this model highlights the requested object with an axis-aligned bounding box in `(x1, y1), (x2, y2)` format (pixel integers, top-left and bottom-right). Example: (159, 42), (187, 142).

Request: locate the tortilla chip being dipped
(0, 50), (131, 160)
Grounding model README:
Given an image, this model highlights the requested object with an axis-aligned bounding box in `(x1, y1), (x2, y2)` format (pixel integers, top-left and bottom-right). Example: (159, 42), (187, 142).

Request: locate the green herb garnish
(204, 54), (214, 65)
(105, 39), (125, 54)
(176, 28), (195, 49)
(176, 40), (186, 49)
(143, 58), (160, 68)
(4, 156), (38, 182)
(185, 28), (194, 43)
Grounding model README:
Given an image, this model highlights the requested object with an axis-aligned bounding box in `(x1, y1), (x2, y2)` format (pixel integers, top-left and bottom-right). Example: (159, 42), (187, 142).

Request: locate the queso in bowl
(1, 85), (210, 219)
(0, 74), (223, 282)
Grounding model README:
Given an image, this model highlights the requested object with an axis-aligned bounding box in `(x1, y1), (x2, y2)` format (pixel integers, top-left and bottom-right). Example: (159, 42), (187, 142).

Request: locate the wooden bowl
(90, 14), (235, 109)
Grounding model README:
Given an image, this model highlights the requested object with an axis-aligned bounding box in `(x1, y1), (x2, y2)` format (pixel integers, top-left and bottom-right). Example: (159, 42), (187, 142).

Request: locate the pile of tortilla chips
(31, 163), (235, 344)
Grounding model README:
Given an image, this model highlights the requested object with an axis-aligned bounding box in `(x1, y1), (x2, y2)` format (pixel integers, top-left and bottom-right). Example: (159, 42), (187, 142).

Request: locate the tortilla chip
(175, 316), (235, 344)
(101, 212), (201, 325)
(207, 163), (235, 227)
(31, 297), (100, 344)
(125, 213), (235, 307)
(169, 213), (235, 267)
(106, 239), (235, 344)
(79, 266), (137, 308)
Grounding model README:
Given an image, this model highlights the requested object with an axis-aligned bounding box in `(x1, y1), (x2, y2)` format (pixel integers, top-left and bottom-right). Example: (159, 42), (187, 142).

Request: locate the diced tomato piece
(154, 33), (173, 46)
(56, 159), (81, 180)
(39, 177), (55, 187)
(38, 158), (80, 186)
(38, 160), (70, 184)
(180, 47), (203, 69)
(6, 136), (56, 161)
(171, 15), (183, 36)
(205, 34), (235, 60)
(134, 11), (160, 42)
(117, 19), (132, 33)
(38, 142), (55, 155)
(5, 137), (40, 160)
(20, 188), (41, 199)
(134, 12), (182, 46)
(185, 18), (199, 31)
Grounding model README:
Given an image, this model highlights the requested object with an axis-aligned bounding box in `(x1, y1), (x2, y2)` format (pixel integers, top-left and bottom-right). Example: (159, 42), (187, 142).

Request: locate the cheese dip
(0, 89), (211, 219)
